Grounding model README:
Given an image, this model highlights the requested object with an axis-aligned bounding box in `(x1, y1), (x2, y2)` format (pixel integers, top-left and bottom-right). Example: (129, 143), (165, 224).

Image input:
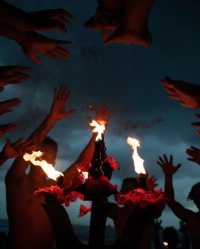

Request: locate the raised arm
(63, 133), (97, 189)
(157, 154), (194, 221)
(5, 87), (74, 180)
(0, 22), (70, 64)
(63, 104), (110, 190)
(25, 87), (74, 150)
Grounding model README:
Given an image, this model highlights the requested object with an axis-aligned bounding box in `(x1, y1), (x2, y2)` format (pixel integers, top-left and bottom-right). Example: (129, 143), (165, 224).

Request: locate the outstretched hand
(29, 9), (72, 32)
(49, 87), (74, 122)
(0, 98), (21, 116)
(20, 32), (71, 64)
(0, 66), (30, 91)
(186, 146), (200, 165)
(157, 154), (181, 176)
(161, 77), (200, 108)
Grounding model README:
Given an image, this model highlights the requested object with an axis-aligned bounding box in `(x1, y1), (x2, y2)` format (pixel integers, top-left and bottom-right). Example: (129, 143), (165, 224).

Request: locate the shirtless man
(4, 87), (97, 249)
(157, 154), (200, 249)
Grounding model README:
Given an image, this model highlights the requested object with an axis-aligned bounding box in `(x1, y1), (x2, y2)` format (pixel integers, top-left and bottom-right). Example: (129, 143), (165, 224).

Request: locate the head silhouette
(120, 177), (139, 193)
(188, 182), (200, 210)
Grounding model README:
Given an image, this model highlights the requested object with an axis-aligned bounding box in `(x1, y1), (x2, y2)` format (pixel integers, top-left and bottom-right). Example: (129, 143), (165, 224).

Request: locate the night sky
(1, 0), (200, 229)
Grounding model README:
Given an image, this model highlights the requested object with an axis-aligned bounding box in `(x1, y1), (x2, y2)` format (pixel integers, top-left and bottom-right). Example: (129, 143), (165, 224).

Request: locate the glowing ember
(163, 241), (168, 247)
(23, 151), (63, 181)
(127, 137), (146, 175)
(89, 120), (106, 141)
(77, 168), (89, 182)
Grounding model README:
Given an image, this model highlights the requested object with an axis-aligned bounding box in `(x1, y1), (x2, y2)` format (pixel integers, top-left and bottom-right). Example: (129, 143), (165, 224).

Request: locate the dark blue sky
(1, 0), (200, 228)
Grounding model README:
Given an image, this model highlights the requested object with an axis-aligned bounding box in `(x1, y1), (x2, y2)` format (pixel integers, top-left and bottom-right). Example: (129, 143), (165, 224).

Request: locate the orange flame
(127, 137), (146, 175)
(23, 151), (63, 181)
(77, 168), (89, 182)
(89, 120), (106, 141)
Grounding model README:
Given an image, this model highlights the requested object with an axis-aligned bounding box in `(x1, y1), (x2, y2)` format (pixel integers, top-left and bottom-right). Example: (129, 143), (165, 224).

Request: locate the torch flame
(127, 137), (146, 175)
(77, 168), (89, 182)
(23, 151), (63, 181)
(89, 120), (106, 141)
(163, 242), (168, 247)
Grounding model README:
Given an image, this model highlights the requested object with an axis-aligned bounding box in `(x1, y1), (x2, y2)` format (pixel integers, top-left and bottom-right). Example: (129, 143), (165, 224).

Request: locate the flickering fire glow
(127, 137), (146, 175)
(23, 151), (63, 181)
(89, 120), (106, 141)
(163, 241), (168, 247)
(77, 168), (89, 182)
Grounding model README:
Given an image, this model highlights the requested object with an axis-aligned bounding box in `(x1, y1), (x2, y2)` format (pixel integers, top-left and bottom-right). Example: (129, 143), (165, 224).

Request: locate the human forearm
(75, 134), (97, 167)
(63, 134), (97, 189)
(26, 114), (56, 147)
(165, 175), (175, 200)
(64, 134), (96, 175)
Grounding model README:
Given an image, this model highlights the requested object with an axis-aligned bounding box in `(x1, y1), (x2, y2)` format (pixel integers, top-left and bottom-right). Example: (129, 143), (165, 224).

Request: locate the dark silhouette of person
(42, 193), (84, 249)
(6, 131), (96, 249)
(3, 87), (74, 249)
(157, 154), (200, 249)
(6, 137), (58, 249)
(106, 177), (164, 249)
(179, 221), (191, 249)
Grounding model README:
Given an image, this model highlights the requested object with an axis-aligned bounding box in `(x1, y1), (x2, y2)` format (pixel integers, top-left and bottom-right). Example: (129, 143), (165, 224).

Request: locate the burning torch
(23, 150), (63, 182)
(127, 136), (148, 189)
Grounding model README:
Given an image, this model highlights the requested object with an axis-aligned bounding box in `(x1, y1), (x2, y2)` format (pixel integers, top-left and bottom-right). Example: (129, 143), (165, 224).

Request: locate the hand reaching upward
(20, 32), (71, 64)
(49, 87), (75, 122)
(157, 155), (181, 176)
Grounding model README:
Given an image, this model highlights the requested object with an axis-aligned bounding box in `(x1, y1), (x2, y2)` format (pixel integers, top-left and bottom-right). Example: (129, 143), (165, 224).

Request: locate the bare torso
(6, 173), (55, 249)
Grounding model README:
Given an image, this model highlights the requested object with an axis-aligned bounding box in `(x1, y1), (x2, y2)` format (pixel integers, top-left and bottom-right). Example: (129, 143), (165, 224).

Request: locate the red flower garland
(115, 188), (166, 208)
(34, 185), (84, 206)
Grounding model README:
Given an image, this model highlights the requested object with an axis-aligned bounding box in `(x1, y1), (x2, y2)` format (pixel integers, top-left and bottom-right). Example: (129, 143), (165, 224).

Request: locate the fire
(23, 151), (63, 181)
(89, 120), (106, 141)
(163, 241), (168, 247)
(127, 137), (146, 175)
(77, 168), (89, 182)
